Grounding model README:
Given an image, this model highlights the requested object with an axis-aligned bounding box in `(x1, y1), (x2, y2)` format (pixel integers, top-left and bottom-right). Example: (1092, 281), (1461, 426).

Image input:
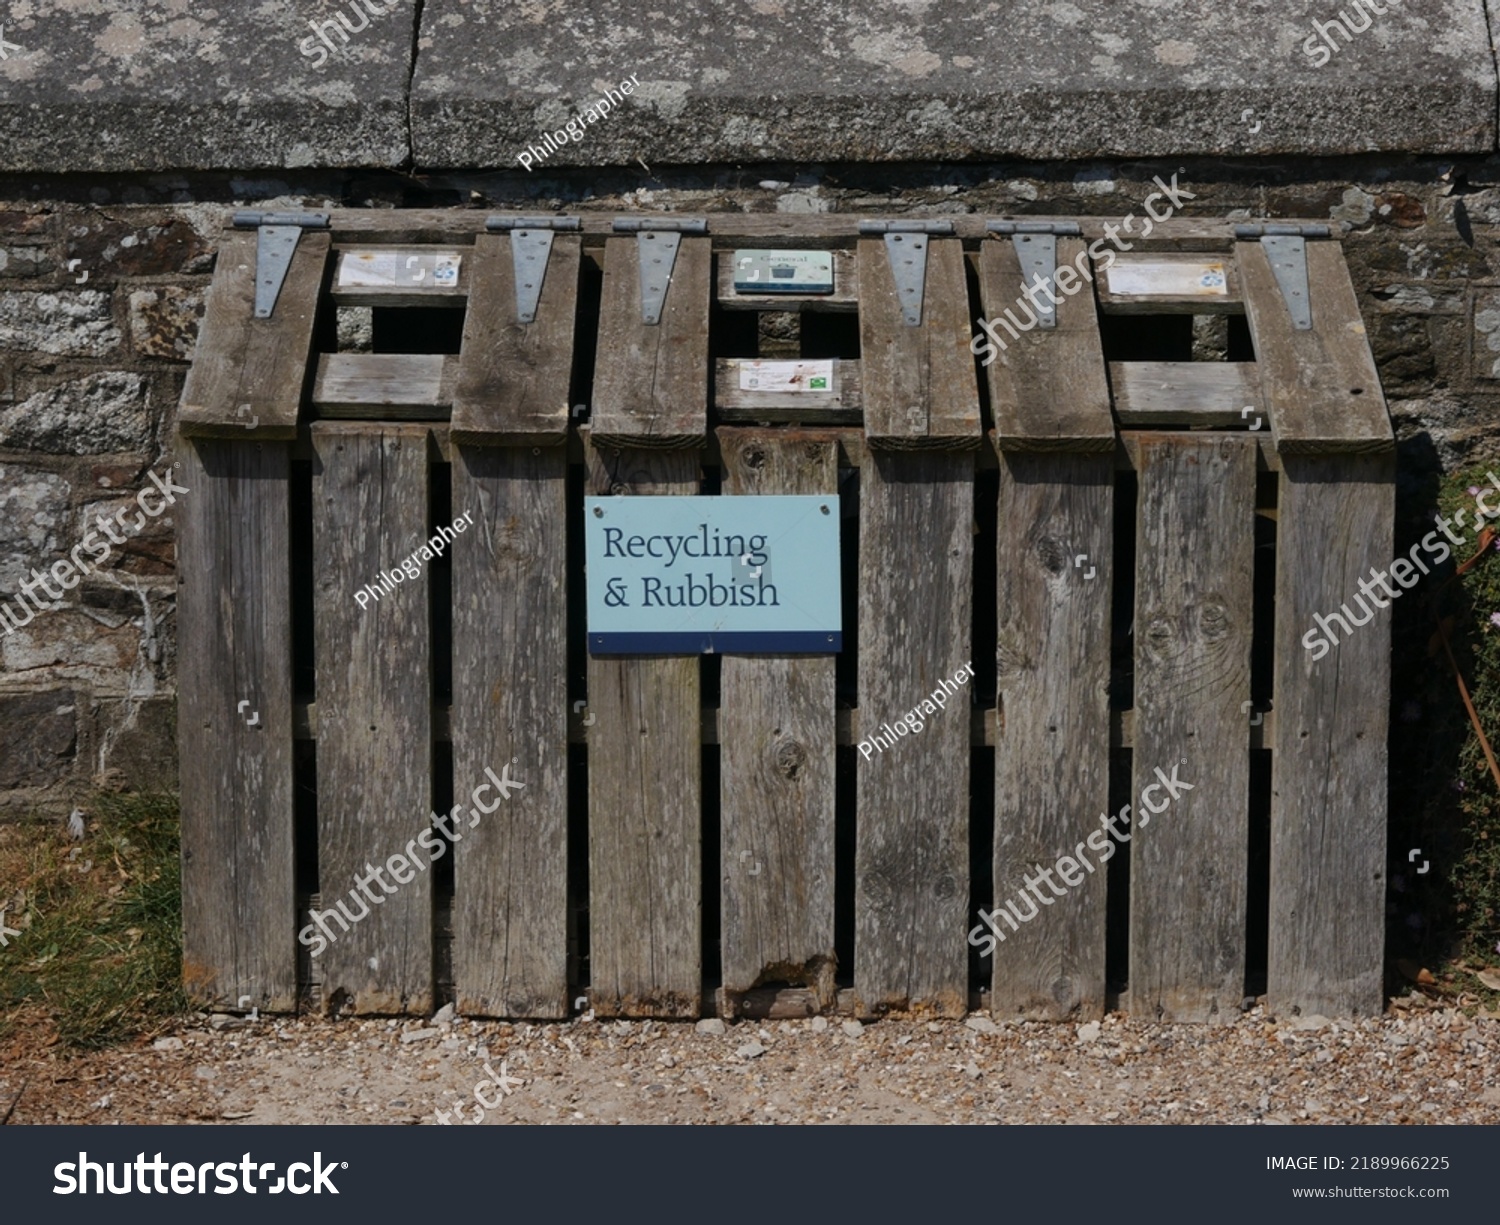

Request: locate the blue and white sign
(584, 495), (841, 654)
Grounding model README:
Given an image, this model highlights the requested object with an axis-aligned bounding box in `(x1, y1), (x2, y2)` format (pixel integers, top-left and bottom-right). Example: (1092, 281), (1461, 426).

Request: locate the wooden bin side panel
(854, 451), (973, 1017)
(176, 438), (297, 1011)
(1237, 238), (1393, 456)
(1270, 454), (1392, 1019)
(590, 236), (710, 449)
(583, 440), (702, 1017)
(978, 237), (1114, 453)
(1131, 434), (1255, 1024)
(310, 424), (434, 1015)
(990, 452), (1113, 1021)
(716, 429), (839, 1009)
(452, 232), (580, 446)
(857, 237), (981, 449)
(451, 445), (569, 1018)
(179, 229), (327, 440)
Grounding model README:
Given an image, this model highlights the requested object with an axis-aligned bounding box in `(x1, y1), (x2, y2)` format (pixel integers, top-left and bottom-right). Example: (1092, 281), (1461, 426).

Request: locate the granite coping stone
(0, 0), (1493, 173)
(0, 0), (413, 173)
(411, 0), (1498, 168)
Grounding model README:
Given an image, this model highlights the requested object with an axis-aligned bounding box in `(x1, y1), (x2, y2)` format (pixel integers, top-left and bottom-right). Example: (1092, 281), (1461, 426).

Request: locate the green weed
(0, 791), (186, 1049)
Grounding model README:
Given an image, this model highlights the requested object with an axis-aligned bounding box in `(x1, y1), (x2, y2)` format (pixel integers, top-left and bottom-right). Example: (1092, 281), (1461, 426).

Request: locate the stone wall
(0, 154), (1492, 810)
(0, 201), (218, 811)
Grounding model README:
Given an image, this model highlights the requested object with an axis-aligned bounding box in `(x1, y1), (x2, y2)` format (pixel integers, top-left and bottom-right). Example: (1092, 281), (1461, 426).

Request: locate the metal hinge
(858, 220), (957, 326)
(231, 211), (330, 319)
(487, 216), (582, 325)
(1233, 223), (1333, 331)
(986, 221), (1083, 330)
(612, 218), (709, 324)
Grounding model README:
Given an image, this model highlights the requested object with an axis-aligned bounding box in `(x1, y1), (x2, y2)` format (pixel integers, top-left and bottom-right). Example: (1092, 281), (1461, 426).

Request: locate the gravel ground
(5, 992), (1500, 1126)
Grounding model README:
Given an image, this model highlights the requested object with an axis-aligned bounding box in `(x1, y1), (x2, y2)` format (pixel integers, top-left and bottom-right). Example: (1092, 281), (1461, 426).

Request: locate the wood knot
(773, 737), (806, 778)
(1144, 614), (1177, 657)
(1036, 536), (1068, 576)
(1198, 600), (1230, 642)
(742, 448), (767, 470)
(932, 874), (958, 900)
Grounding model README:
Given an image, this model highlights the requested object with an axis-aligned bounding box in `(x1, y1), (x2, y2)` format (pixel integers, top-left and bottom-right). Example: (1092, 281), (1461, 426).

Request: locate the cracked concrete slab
(0, 0), (1493, 173)
(0, 0), (412, 173)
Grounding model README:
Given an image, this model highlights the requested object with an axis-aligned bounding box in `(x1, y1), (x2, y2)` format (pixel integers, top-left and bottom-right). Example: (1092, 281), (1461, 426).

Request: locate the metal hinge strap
(857, 220), (956, 327)
(1234, 224), (1330, 331)
(612, 218), (709, 325)
(487, 216), (582, 325)
(486, 216), (583, 232)
(231, 211), (330, 320)
(1232, 223), (1333, 239)
(986, 222), (1084, 330)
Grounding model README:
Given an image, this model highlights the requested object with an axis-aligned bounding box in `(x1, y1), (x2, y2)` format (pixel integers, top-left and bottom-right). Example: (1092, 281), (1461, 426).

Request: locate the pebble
(1077, 1021), (1102, 1044)
(399, 1028), (441, 1044)
(964, 1015), (999, 1035)
(736, 1042), (766, 1059)
(432, 1003), (456, 1025)
(208, 1013), (244, 1030)
(809, 1016), (829, 1033)
(152, 1037), (183, 1052)
(841, 1020), (865, 1039)
(695, 1018), (726, 1036)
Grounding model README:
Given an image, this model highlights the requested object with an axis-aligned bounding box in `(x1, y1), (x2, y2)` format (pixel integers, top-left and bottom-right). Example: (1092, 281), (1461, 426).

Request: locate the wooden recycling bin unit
(176, 212), (1392, 1023)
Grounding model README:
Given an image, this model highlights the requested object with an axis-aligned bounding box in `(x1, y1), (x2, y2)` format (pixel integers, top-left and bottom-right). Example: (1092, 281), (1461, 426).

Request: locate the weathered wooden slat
(854, 451), (973, 1017)
(858, 237), (981, 449)
(715, 358), (861, 423)
(1097, 251), (1242, 314)
(1131, 434), (1255, 1023)
(716, 249), (859, 311)
(450, 445), (569, 1017)
(979, 238), (1114, 452)
(1118, 432), (1280, 474)
(583, 435), (701, 1016)
(723, 985), (925, 1019)
(329, 246), (470, 307)
(296, 701), (1277, 753)
(176, 437), (297, 1012)
(1110, 361), (1262, 428)
(324, 210), (1323, 247)
(289, 419), (1281, 476)
(716, 429), (839, 1012)
(1270, 454), (1392, 1018)
(591, 236), (711, 449)
(310, 423), (433, 1014)
(1238, 239), (1394, 454)
(179, 229), (327, 439)
(990, 452), (1113, 1021)
(452, 232), (579, 446)
(311, 353), (455, 418)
